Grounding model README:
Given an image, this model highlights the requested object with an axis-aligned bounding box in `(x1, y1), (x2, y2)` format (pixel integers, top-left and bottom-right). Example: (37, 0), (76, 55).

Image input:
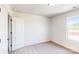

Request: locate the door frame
(8, 14), (12, 53)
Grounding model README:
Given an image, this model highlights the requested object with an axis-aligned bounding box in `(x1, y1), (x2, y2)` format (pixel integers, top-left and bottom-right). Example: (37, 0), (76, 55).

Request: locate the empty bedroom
(0, 4), (79, 54)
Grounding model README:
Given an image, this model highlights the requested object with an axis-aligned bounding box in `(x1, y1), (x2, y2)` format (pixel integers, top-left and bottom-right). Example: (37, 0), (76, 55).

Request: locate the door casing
(8, 14), (12, 53)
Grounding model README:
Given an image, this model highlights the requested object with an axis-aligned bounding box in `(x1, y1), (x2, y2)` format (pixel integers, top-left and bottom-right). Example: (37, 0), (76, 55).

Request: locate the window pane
(67, 16), (79, 41)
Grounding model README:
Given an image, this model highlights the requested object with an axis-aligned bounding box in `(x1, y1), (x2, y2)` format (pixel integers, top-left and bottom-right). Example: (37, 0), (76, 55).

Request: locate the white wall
(24, 14), (49, 46)
(0, 5), (8, 54)
(12, 17), (24, 50)
(12, 12), (49, 50)
(51, 9), (79, 53)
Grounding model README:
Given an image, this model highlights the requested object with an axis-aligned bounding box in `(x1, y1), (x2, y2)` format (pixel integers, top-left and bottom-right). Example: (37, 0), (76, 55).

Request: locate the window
(67, 16), (79, 41)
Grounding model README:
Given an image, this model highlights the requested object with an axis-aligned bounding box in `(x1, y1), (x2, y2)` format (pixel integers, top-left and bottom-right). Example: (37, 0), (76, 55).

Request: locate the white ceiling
(9, 4), (79, 17)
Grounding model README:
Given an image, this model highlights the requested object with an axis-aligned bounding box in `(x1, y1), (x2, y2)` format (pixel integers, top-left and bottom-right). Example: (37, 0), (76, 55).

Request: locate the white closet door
(12, 17), (24, 50)
(0, 5), (8, 54)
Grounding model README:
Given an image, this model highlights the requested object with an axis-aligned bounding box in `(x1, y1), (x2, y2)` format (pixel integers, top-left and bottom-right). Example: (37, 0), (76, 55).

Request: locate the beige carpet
(11, 42), (77, 54)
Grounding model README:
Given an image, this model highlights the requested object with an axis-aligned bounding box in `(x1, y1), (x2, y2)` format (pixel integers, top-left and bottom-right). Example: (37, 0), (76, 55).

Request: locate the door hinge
(7, 38), (9, 40)
(11, 19), (12, 22)
(8, 48), (9, 52)
(10, 32), (12, 34)
(10, 44), (12, 47)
